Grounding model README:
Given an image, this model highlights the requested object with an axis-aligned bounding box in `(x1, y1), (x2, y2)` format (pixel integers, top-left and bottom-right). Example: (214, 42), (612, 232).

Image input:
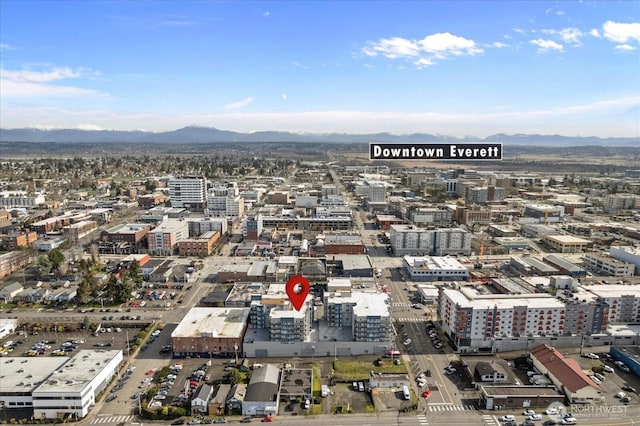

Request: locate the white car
(615, 391), (626, 399)
(500, 415), (516, 422)
(544, 408), (558, 415)
(591, 376), (601, 385)
(528, 414), (542, 421)
(523, 409), (536, 416)
(584, 353), (599, 359)
(417, 380), (427, 388)
(561, 418), (577, 425)
(403, 339), (412, 346)
(603, 365), (614, 373)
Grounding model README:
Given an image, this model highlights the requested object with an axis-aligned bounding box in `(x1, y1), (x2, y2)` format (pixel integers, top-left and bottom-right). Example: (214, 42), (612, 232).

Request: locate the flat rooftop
(449, 287), (566, 310)
(0, 356), (68, 394)
(34, 350), (121, 394)
(584, 284), (640, 299)
(403, 255), (466, 270)
(172, 307), (251, 338)
(481, 385), (563, 397)
(105, 223), (149, 234)
(545, 235), (591, 244)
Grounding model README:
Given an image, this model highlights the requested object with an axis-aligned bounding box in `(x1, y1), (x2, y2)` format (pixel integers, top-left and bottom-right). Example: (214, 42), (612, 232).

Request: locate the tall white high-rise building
(168, 177), (206, 211)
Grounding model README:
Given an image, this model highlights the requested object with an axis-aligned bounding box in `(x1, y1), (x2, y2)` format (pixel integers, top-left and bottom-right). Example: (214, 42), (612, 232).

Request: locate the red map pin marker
(286, 275), (310, 311)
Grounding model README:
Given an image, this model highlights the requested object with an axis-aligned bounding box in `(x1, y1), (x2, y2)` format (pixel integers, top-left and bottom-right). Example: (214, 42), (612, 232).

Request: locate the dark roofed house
(226, 383), (246, 414)
(208, 383), (231, 416)
(242, 364), (280, 416)
(530, 344), (603, 403)
(474, 361), (508, 384)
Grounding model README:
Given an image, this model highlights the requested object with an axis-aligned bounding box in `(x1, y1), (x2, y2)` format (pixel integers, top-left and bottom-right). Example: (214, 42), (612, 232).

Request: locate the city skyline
(1, 0), (639, 137)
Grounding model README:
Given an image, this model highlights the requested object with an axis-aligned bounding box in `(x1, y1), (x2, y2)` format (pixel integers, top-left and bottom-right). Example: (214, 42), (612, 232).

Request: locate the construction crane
(474, 239), (485, 269)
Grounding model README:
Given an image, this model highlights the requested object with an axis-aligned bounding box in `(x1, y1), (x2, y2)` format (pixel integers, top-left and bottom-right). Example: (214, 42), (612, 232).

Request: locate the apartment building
(247, 283), (313, 343)
(406, 207), (453, 228)
(390, 225), (471, 256)
(604, 194), (639, 213)
(581, 285), (640, 323)
(324, 291), (392, 342)
(146, 219), (189, 255)
(438, 286), (566, 349)
(188, 217), (228, 237)
(177, 230), (220, 257)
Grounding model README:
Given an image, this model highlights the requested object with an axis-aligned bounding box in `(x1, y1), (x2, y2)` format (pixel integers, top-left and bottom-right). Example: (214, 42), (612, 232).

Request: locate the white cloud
(491, 41), (510, 48)
(602, 20), (640, 44)
(223, 97), (255, 110)
(419, 32), (483, 55)
(263, 11), (270, 17)
(529, 38), (564, 53)
(541, 28), (584, 45)
(413, 58), (434, 68)
(361, 32), (481, 67)
(0, 66), (107, 98)
(589, 29), (601, 38)
(558, 28), (584, 45)
(281, 93), (287, 101)
(614, 44), (637, 52)
(0, 43), (17, 51)
(362, 37), (421, 58)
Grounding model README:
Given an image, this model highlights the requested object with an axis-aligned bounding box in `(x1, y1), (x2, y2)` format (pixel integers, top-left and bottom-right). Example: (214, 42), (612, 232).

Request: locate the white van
(402, 385), (410, 400)
(358, 382), (365, 392)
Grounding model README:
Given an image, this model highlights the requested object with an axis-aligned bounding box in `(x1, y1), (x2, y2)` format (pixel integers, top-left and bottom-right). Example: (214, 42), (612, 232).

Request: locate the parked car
(528, 414), (542, 421)
(240, 418), (253, 423)
(602, 365), (614, 373)
(584, 353), (599, 359)
(500, 415), (516, 422)
(622, 385), (637, 393)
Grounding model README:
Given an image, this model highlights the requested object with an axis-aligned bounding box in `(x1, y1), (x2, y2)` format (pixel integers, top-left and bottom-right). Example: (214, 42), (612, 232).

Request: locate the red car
(261, 416), (273, 422)
(422, 390), (432, 398)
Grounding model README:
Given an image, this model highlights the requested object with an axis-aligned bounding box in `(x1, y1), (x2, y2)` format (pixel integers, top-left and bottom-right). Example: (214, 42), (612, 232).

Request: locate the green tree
(47, 249), (65, 268)
(77, 277), (92, 304)
(227, 369), (241, 385)
(37, 255), (53, 274)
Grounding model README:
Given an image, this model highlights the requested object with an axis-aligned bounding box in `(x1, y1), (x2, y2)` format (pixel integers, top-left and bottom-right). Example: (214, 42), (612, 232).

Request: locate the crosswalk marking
(428, 404), (475, 412)
(482, 414), (498, 426)
(393, 302), (412, 307)
(394, 317), (430, 322)
(417, 414), (429, 425)
(90, 415), (135, 424)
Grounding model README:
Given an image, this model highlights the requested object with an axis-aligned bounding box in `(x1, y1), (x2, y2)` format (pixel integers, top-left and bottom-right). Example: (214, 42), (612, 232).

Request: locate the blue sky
(1, 0), (639, 137)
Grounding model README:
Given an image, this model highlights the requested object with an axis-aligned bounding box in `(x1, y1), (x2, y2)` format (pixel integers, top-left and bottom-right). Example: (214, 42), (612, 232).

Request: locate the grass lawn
(333, 359), (408, 381)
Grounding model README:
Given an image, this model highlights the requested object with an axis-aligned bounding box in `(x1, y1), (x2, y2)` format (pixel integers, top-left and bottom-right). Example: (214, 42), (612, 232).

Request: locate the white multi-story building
(0, 191), (46, 208)
(32, 350), (123, 419)
(403, 255), (469, 282)
(604, 194), (639, 213)
(324, 291), (392, 342)
(248, 284), (313, 343)
(610, 246), (640, 275)
(580, 284), (640, 323)
(206, 183), (245, 218)
(355, 180), (387, 203)
(439, 286), (567, 350)
(583, 253), (635, 277)
(389, 225), (472, 256)
(168, 177), (206, 211)
(146, 219), (189, 255)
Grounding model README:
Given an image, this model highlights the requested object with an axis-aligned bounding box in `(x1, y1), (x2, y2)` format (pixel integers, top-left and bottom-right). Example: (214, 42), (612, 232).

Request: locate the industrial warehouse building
(0, 350), (123, 420)
(171, 307), (251, 357)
